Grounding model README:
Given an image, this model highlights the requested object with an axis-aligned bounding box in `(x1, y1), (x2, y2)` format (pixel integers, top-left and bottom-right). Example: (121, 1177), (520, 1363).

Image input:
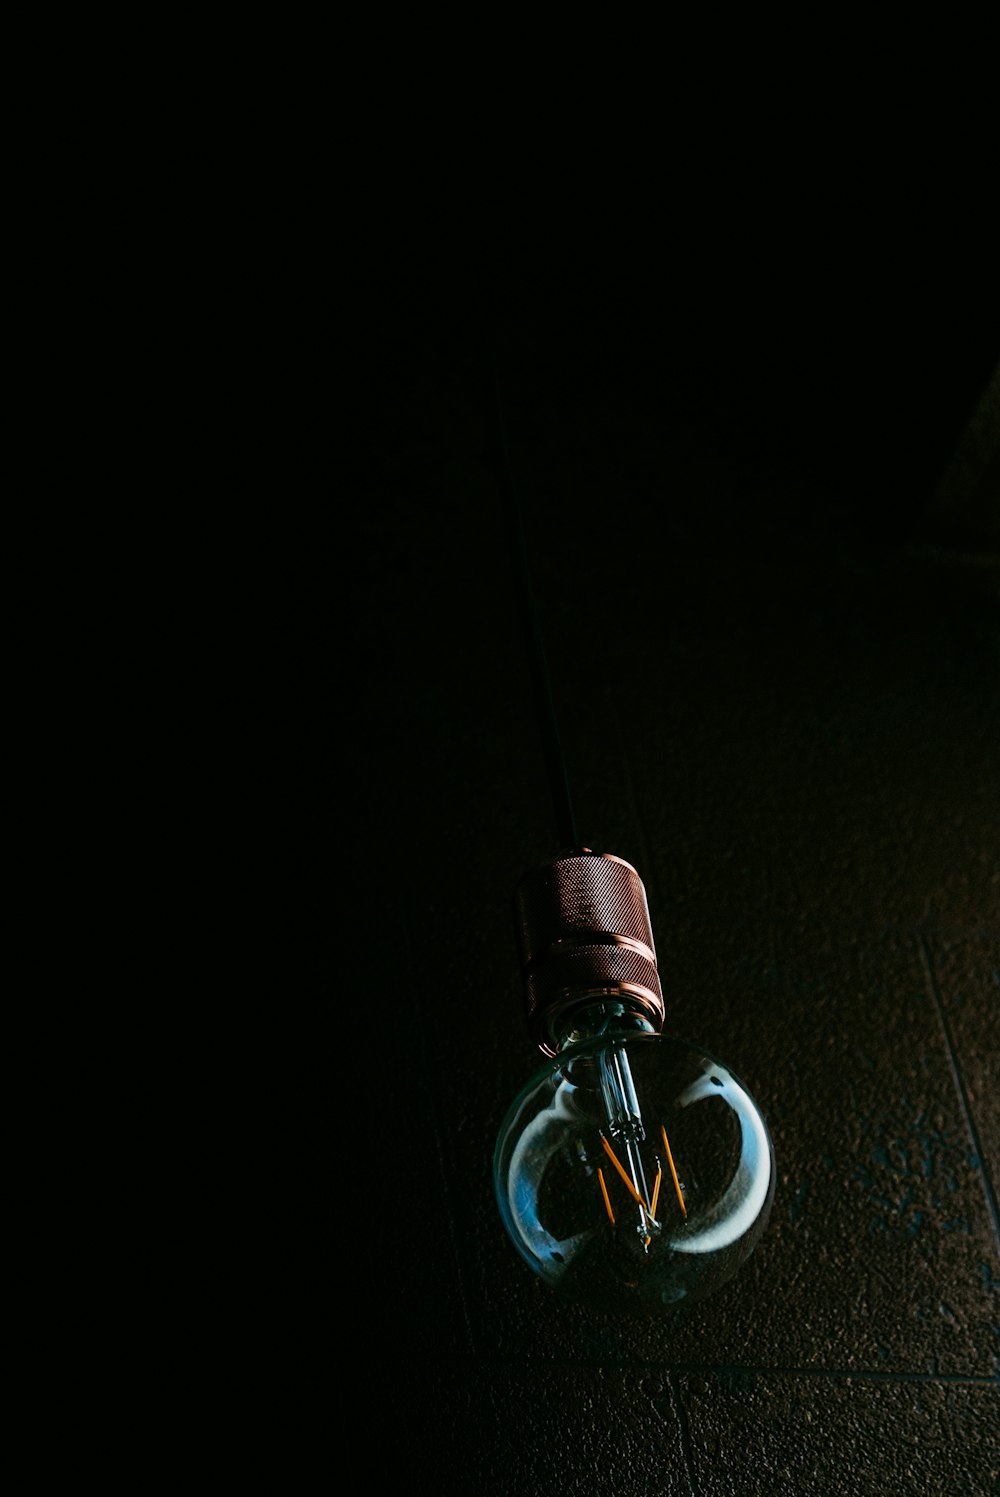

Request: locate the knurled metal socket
(514, 849), (665, 1056)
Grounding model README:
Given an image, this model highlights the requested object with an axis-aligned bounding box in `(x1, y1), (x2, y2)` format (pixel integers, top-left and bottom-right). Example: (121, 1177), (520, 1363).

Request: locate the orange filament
(598, 1167), (616, 1225)
(601, 1135), (656, 1224)
(650, 1165), (662, 1222)
(661, 1125), (687, 1217)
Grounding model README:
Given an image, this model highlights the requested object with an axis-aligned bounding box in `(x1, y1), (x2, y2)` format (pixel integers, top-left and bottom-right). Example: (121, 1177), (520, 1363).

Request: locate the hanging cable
(489, 345), (579, 851)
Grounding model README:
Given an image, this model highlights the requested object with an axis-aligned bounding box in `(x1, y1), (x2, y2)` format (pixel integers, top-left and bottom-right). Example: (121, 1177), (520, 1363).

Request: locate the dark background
(333, 275), (999, 1493)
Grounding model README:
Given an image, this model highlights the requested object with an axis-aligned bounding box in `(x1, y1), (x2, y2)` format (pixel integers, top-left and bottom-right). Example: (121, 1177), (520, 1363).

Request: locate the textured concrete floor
(349, 311), (998, 1494)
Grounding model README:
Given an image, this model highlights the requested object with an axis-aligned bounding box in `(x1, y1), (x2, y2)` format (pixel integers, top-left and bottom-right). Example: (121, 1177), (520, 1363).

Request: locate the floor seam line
(918, 931), (1000, 1254)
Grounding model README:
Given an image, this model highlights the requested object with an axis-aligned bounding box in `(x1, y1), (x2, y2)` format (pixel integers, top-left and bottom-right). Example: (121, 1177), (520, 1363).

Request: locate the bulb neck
(551, 1002), (658, 1054)
(514, 849), (665, 1057)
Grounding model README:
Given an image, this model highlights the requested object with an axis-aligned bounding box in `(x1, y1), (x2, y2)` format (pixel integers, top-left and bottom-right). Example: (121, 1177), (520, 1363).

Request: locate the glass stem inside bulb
(598, 1045), (660, 1246)
(600, 1045), (644, 1141)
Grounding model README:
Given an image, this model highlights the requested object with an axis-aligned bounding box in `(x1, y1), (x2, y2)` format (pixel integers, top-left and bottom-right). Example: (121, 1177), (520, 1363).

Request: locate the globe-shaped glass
(494, 1013), (775, 1315)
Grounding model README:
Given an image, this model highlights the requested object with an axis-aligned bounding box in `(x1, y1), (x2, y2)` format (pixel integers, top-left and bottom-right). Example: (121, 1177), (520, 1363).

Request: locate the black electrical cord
(489, 346), (579, 852)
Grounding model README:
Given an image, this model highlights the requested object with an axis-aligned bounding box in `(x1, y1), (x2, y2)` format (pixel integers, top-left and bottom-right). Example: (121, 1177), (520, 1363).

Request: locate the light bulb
(494, 851), (775, 1314)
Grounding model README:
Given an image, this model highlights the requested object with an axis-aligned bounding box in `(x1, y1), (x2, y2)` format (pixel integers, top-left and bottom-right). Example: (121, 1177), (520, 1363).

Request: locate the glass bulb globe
(494, 1016), (775, 1315)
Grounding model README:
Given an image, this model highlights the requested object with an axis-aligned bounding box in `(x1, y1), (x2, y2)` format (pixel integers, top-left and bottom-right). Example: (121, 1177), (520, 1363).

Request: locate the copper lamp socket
(514, 849), (665, 1057)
